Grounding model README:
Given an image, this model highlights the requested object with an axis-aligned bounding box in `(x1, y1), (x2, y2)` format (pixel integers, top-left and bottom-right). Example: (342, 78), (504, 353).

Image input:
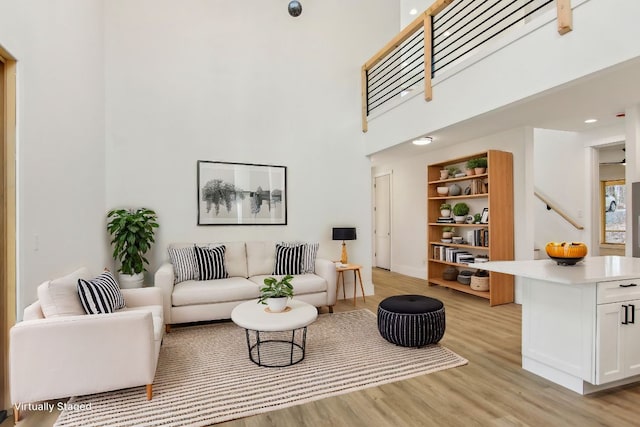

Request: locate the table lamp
(332, 227), (357, 264)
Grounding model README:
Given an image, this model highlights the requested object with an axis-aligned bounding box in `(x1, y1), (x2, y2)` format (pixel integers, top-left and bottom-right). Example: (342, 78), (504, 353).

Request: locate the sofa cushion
(273, 244), (304, 275)
(172, 277), (260, 306)
(249, 274), (327, 296)
(171, 242), (248, 278)
(168, 246), (199, 283)
(37, 267), (89, 318)
(77, 271), (126, 314)
(194, 245), (229, 280)
(279, 241), (319, 273)
(246, 241), (276, 277)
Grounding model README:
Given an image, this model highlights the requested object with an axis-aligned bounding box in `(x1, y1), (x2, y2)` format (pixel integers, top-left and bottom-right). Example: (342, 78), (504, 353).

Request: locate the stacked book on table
(436, 216), (455, 223)
(432, 246), (476, 264)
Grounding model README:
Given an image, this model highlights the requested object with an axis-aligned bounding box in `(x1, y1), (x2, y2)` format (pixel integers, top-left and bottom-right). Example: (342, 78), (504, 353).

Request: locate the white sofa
(10, 267), (164, 421)
(155, 241), (337, 327)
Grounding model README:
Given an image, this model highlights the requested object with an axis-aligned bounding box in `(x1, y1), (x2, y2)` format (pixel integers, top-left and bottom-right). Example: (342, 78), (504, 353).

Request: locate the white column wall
(533, 129), (587, 252)
(0, 0), (107, 315)
(104, 0), (399, 292)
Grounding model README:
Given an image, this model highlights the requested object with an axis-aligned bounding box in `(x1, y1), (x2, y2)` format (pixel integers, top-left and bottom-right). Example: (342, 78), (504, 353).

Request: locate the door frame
(373, 172), (392, 269)
(0, 44), (17, 412)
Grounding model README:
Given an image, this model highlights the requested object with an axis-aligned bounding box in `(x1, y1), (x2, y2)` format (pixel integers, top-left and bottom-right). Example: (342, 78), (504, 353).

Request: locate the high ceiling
(370, 56), (640, 164)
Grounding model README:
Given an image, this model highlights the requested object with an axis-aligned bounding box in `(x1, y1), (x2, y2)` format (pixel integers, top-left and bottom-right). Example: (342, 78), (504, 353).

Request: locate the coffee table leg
(290, 329), (296, 365)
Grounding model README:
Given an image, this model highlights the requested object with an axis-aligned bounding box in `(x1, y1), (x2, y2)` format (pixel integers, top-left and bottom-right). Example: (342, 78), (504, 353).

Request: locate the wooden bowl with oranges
(545, 242), (588, 265)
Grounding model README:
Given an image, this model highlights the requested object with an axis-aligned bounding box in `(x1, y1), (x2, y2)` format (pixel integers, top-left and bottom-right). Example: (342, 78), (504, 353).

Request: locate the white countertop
(474, 256), (640, 284)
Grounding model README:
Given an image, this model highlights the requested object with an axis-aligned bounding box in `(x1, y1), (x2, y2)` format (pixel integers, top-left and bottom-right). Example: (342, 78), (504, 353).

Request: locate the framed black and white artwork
(480, 207), (489, 224)
(197, 161), (287, 225)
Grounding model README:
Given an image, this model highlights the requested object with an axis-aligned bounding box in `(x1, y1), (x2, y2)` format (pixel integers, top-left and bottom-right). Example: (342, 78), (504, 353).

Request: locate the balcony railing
(361, 0), (573, 132)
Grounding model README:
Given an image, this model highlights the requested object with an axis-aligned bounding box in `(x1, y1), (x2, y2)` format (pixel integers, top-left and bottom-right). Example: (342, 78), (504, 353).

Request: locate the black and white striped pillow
(273, 244), (303, 275)
(278, 241), (319, 273)
(168, 246), (199, 283)
(77, 271), (125, 314)
(194, 245), (229, 280)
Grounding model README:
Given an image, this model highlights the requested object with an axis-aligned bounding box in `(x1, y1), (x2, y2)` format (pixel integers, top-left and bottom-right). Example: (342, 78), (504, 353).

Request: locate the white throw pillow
(37, 267), (89, 317)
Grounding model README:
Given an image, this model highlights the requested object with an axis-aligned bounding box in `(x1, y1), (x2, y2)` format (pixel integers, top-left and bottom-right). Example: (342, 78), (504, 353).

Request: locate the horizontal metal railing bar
(368, 70), (425, 110)
(433, 0), (464, 24)
(433, 0), (549, 73)
(433, 0), (481, 39)
(433, 0), (550, 73)
(367, 47), (424, 96)
(367, 62), (424, 107)
(368, 29), (424, 81)
(433, 0), (506, 50)
(368, 33), (424, 88)
(368, 60), (424, 100)
(368, 75), (425, 113)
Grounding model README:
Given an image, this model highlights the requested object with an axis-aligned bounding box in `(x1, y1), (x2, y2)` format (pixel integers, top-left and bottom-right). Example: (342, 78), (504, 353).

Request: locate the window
(602, 179), (625, 244)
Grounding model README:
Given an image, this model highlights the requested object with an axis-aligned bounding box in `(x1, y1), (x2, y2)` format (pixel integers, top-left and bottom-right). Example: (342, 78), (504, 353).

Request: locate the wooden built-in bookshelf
(427, 150), (514, 306)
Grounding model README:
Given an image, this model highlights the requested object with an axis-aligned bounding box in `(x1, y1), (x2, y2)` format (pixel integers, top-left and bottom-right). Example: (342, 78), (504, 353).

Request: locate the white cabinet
(596, 280), (640, 385)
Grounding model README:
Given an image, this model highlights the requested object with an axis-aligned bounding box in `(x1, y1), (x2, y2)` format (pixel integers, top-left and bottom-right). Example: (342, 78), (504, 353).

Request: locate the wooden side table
(336, 264), (366, 306)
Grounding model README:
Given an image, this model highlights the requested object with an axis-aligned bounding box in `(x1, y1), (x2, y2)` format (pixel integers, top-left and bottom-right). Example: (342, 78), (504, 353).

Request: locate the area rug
(55, 309), (467, 427)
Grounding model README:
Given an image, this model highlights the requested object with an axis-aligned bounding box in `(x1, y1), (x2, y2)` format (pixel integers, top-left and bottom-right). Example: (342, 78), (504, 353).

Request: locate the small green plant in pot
(107, 208), (159, 288)
(442, 226), (455, 239)
(474, 157), (488, 174)
(259, 275), (295, 312)
(452, 203), (470, 223)
(440, 203), (452, 217)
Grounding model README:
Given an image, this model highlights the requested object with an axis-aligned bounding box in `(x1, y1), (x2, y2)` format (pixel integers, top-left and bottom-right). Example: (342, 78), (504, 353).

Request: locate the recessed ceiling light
(412, 136), (432, 146)
(584, 118), (598, 123)
(409, 8), (418, 15)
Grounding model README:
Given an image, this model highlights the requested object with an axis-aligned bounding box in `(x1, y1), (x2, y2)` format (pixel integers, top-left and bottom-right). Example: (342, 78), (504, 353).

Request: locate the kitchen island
(476, 256), (640, 394)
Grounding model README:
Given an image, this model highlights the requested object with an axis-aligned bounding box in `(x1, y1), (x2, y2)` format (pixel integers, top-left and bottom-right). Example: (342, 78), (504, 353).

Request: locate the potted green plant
(465, 158), (478, 176)
(258, 275), (295, 312)
(442, 226), (455, 239)
(475, 157), (488, 174)
(452, 202), (470, 223)
(107, 208), (159, 288)
(440, 203), (452, 217)
(447, 166), (460, 177)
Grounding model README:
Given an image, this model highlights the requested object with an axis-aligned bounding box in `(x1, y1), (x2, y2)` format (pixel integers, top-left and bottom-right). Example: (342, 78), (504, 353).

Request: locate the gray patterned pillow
(168, 246), (198, 283)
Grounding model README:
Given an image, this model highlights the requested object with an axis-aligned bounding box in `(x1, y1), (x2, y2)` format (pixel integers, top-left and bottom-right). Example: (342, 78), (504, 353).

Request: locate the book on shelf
(436, 217), (455, 223)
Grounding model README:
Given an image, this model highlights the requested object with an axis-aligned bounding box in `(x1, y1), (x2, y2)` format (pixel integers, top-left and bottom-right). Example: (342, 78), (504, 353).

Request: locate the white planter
(440, 209), (451, 217)
(454, 215), (467, 224)
(266, 297), (288, 313)
(119, 272), (144, 288)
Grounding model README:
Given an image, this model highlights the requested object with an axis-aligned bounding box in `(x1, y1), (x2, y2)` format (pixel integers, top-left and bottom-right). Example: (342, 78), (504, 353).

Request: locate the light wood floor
(5, 269), (640, 426)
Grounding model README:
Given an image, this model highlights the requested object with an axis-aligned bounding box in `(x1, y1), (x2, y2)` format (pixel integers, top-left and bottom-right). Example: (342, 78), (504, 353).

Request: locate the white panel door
(374, 174), (391, 270)
(624, 301), (640, 377)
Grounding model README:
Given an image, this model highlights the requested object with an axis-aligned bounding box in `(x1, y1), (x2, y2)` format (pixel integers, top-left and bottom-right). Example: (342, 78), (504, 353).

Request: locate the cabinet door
(596, 303), (625, 384)
(624, 301), (640, 377)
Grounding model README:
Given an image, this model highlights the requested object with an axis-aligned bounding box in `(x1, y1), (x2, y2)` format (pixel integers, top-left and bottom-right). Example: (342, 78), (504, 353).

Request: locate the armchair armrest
(154, 262), (175, 325)
(10, 311), (156, 405)
(315, 258), (337, 306)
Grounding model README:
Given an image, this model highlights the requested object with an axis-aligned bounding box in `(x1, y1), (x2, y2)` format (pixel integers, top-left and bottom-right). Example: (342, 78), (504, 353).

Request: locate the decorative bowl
(437, 186), (449, 195)
(545, 242), (588, 265)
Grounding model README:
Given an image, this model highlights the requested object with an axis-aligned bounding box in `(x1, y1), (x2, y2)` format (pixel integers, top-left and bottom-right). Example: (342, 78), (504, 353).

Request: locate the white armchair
(10, 285), (164, 421)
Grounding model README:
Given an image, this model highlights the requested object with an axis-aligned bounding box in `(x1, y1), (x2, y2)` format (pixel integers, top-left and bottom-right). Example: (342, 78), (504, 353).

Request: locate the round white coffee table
(231, 299), (318, 367)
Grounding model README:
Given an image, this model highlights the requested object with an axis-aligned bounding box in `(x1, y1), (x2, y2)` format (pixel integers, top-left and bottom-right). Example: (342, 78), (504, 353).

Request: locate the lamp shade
(332, 227), (357, 241)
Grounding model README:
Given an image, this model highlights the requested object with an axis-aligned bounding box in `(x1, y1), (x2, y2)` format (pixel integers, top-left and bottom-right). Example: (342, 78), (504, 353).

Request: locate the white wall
(371, 128), (530, 286)
(0, 0), (108, 314)
(366, 0), (640, 155)
(533, 129), (588, 253)
(104, 0), (399, 294)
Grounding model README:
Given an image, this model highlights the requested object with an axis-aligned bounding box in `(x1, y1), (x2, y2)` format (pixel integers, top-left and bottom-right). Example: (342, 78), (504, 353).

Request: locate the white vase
(119, 272), (144, 288)
(267, 297), (288, 313)
(440, 209), (451, 217)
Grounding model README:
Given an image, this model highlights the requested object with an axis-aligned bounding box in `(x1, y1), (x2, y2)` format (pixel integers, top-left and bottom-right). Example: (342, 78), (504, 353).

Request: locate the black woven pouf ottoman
(377, 295), (445, 347)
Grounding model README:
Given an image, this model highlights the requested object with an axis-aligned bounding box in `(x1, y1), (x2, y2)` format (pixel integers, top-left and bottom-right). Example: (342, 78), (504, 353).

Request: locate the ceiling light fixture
(584, 118), (598, 124)
(409, 8), (418, 15)
(412, 136), (433, 146)
(288, 1), (302, 17)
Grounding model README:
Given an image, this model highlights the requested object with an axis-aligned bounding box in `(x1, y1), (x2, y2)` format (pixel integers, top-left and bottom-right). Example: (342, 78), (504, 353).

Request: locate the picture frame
(480, 207), (489, 224)
(197, 161), (287, 225)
